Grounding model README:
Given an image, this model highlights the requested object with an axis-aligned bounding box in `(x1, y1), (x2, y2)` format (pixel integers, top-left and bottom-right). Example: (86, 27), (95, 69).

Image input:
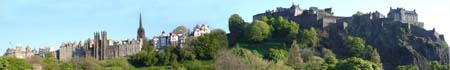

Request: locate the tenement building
(151, 24), (210, 51)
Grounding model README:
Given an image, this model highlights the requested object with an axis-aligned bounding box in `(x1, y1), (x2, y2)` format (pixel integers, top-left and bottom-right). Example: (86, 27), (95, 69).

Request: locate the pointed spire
(139, 13), (143, 28)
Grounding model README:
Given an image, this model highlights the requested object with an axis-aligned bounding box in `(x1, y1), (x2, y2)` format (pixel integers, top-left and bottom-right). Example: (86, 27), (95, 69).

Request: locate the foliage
(287, 41), (304, 70)
(157, 46), (179, 65)
(228, 14), (247, 44)
(370, 49), (382, 68)
(299, 27), (319, 48)
(268, 48), (288, 62)
(323, 56), (338, 70)
(101, 57), (134, 70)
(396, 65), (418, 70)
(345, 36), (367, 57)
(179, 47), (196, 61)
(71, 57), (102, 70)
(42, 52), (73, 70)
(172, 25), (190, 35)
(267, 62), (294, 70)
(431, 61), (441, 70)
(0, 57), (33, 70)
(271, 16), (299, 43)
(193, 29), (228, 59)
(215, 49), (246, 70)
(335, 57), (381, 70)
(129, 40), (158, 67)
(325, 56), (338, 65)
(353, 11), (364, 16)
(245, 20), (271, 42)
(303, 56), (325, 70)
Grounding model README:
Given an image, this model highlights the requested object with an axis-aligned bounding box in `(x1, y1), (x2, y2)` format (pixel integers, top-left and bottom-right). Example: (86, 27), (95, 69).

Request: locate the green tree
(335, 57), (381, 70)
(260, 16), (269, 22)
(193, 29), (228, 59)
(271, 17), (299, 43)
(303, 56), (325, 70)
(268, 48), (288, 62)
(299, 27), (319, 48)
(245, 20), (271, 42)
(323, 56), (338, 70)
(370, 49), (382, 68)
(179, 47), (196, 61)
(345, 36), (367, 57)
(396, 65), (418, 70)
(43, 52), (71, 70)
(172, 25), (190, 35)
(0, 57), (32, 70)
(287, 40), (304, 70)
(215, 49), (247, 70)
(60, 62), (73, 70)
(128, 40), (158, 67)
(353, 11), (364, 16)
(431, 61), (441, 70)
(325, 56), (338, 65)
(228, 14), (246, 44)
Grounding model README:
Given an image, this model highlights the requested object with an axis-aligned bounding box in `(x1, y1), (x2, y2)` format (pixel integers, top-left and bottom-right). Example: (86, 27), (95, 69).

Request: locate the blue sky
(0, 0), (449, 54)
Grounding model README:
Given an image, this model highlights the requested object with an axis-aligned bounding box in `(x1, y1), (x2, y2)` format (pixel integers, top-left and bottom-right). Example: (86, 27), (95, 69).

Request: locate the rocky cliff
(253, 5), (449, 70)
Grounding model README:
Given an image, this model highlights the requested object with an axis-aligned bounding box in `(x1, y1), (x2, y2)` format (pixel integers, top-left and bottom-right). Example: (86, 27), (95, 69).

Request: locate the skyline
(1, 0), (449, 54)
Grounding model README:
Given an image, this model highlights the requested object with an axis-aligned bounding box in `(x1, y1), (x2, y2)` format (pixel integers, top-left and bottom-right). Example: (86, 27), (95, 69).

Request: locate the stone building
(151, 24), (209, 51)
(57, 14), (144, 61)
(387, 7), (424, 28)
(253, 3), (302, 21)
(193, 24), (211, 37)
(151, 31), (186, 51)
(3, 44), (37, 59)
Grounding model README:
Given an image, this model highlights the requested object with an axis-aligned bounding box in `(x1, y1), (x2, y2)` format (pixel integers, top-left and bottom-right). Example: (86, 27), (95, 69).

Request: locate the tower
(137, 13), (145, 41)
(101, 31), (108, 60)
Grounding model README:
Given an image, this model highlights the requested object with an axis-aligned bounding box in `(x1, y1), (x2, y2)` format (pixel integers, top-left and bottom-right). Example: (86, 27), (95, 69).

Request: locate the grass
(238, 41), (288, 59)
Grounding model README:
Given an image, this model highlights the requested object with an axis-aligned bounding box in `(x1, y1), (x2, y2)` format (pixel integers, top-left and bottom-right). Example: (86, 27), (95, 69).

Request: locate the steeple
(137, 13), (145, 40)
(139, 13), (143, 28)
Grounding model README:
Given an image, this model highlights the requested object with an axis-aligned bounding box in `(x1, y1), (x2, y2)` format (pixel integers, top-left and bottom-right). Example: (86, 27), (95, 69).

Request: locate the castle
(253, 4), (442, 40)
(57, 14), (145, 61)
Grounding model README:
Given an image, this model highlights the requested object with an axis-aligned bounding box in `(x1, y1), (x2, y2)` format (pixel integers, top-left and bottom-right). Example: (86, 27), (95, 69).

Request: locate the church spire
(137, 13), (145, 40)
(139, 13), (143, 28)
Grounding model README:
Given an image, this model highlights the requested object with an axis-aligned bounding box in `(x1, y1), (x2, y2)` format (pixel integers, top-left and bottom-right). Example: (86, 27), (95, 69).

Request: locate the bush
(0, 57), (33, 70)
(101, 57), (134, 70)
(335, 57), (381, 70)
(245, 20), (271, 43)
(268, 48), (288, 62)
(396, 65), (418, 70)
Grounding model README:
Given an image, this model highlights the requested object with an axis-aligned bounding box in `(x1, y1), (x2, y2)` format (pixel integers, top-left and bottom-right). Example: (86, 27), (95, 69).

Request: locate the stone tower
(137, 13), (145, 41)
(101, 31), (108, 60)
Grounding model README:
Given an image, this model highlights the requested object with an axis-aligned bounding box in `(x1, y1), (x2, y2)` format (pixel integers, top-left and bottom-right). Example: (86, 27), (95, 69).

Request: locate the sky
(0, 0), (449, 54)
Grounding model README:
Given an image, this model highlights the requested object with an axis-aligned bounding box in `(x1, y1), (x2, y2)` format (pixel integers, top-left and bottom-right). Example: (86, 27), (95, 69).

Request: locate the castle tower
(387, 8), (418, 22)
(137, 13), (145, 41)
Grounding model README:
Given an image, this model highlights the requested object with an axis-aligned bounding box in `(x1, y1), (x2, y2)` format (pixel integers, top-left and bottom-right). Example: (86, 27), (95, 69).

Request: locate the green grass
(238, 41), (288, 59)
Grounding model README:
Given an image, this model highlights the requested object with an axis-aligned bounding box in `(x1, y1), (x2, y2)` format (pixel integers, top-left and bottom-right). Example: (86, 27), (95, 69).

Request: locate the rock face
(253, 4), (449, 70)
